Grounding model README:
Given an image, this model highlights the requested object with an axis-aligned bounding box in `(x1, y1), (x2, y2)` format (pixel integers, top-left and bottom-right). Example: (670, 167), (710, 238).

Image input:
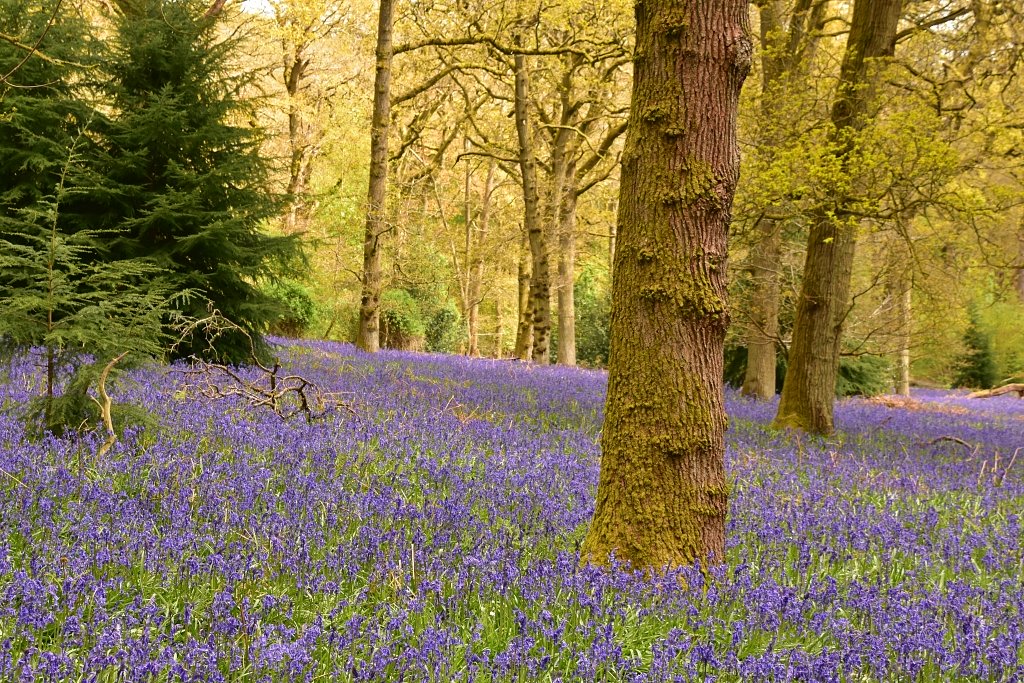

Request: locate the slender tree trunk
(557, 169), (578, 366)
(284, 45), (311, 234)
(513, 49), (551, 364)
(514, 230), (534, 360)
(1016, 215), (1024, 303)
(742, 217), (781, 398)
(356, 0), (394, 353)
(774, 0), (903, 434)
(582, 0), (751, 571)
(467, 160), (494, 357)
(895, 284), (911, 395)
(608, 205), (616, 273)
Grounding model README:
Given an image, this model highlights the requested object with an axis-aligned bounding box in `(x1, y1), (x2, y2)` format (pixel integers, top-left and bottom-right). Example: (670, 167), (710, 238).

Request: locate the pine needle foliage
(95, 0), (300, 364)
(0, 0), (172, 434)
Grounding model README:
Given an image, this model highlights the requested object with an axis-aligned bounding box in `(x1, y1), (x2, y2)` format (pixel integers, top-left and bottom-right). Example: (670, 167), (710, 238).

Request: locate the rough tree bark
(774, 0), (902, 434)
(513, 49), (551, 364)
(581, 0), (751, 571)
(356, 0), (394, 353)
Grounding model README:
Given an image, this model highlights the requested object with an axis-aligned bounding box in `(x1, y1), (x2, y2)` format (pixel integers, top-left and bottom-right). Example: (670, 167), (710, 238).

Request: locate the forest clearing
(0, 342), (1022, 681)
(3, 0), (1024, 679)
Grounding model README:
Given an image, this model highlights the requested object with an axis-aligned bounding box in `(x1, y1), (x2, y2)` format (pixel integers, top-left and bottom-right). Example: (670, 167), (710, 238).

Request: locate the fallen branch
(968, 383), (1024, 399)
(172, 310), (354, 422)
(92, 352), (129, 457)
(917, 435), (976, 453)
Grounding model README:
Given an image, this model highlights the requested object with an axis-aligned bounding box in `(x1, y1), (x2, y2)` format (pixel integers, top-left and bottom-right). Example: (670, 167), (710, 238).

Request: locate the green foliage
(574, 265), (611, 366)
(977, 301), (1024, 383)
(380, 289), (425, 350)
(96, 0), (300, 364)
(425, 301), (463, 354)
(952, 311), (999, 390)
(724, 345), (889, 397)
(265, 280), (318, 337)
(723, 345), (787, 392)
(835, 354), (892, 398)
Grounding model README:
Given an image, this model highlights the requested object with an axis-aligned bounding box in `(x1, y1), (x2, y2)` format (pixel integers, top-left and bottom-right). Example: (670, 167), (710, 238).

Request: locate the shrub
(425, 301), (463, 353)
(575, 266), (611, 366)
(265, 280), (317, 337)
(380, 289), (425, 351)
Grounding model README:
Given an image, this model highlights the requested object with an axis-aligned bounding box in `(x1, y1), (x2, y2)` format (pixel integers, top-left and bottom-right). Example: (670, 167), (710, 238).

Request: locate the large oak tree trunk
(356, 0), (394, 353)
(582, 0), (751, 571)
(774, 0), (902, 434)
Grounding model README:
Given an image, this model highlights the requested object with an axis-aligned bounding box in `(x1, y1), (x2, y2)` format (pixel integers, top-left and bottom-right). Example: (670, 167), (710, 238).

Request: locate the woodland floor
(0, 340), (1022, 681)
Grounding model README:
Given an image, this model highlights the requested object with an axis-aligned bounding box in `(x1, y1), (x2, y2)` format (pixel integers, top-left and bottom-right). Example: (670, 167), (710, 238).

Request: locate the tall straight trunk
(467, 160), (494, 357)
(513, 231), (534, 360)
(513, 50), (551, 364)
(895, 284), (911, 396)
(284, 45), (311, 233)
(547, 85), (575, 366)
(356, 0), (394, 353)
(741, 0), (828, 398)
(582, 0), (751, 570)
(775, 0), (903, 434)
(1016, 215), (1024, 303)
(557, 168), (578, 366)
(742, 217), (781, 398)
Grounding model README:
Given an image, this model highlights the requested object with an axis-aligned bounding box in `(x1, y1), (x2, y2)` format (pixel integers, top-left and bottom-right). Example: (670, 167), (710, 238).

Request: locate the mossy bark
(356, 0), (394, 353)
(581, 0), (751, 571)
(774, 0), (902, 435)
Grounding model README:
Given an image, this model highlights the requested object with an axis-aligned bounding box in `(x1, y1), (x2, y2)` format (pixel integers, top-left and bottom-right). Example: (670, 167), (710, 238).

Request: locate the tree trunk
(557, 168), (578, 366)
(512, 50), (551, 364)
(774, 0), (902, 435)
(895, 283), (911, 396)
(356, 0), (394, 353)
(513, 230), (534, 360)
(284, 44), (311, 234)
(741, 0), (828, 398)
(467, 159), (494, 357)
(741, 216), (781, 399)
(582, 0), (751, 571)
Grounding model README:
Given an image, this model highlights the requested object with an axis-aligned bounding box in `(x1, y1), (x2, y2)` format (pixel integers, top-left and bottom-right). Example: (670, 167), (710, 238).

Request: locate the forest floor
(1, 340), (1022, 681)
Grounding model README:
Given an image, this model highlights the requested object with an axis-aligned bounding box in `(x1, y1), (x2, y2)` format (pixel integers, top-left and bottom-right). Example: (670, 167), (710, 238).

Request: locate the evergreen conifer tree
(952, 312), (999, 390)
(97, 0), (298, 363)
(0, 2), (171, 432)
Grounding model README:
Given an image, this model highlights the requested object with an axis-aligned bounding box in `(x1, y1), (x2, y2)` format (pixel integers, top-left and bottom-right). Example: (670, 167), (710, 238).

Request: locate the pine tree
(0, 2), (171, 432)
(97, 0), (299, 363)
(952, 312), (998, 390)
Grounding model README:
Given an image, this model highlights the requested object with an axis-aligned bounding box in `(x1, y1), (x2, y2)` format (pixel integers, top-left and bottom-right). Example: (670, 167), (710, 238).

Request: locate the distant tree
(952, 311), (998, 390)
(582, 0), (751, 570)
(97, 0), (298, 363)
(355, 0), (394, 353)
(774, 0), (903, 435)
